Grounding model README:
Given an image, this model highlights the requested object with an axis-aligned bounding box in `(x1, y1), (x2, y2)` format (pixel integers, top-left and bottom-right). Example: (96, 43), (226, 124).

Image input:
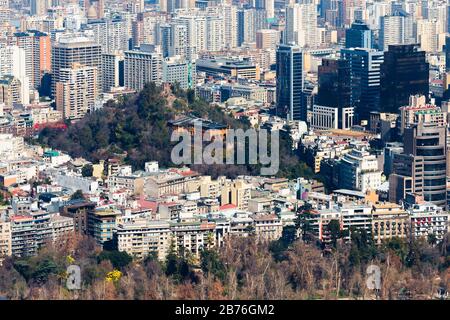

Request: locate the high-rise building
(317, 58), (351, 110)
(276, 44), (305, 121)
(30, 0), (48, 16)
(13, 30), (51, 90)
(102, 52), (124, 92)
(221, 4), (238, 49)
(0, 45), (30, 104)
(237, 8), (267, 45)
(417, 19), (439, 53)
(51, 35), (102, 98)
(284, 2), (318, 48)
(341, 48), (384, 121)
(390, 123), (447, 208)
(124, 45), (162, 92)
(162, 56), (196, 90)
(380, 44), (429, 114)
(55, 63), (98, 120)
(0, 75), (24, 108)
(84, 18), (129, 54)
(338, 147), (382, 193)
(345, 20), (373, 49)
(445, 36), (450, 72)
(256, 29), (279, 50)
(379, 15), (405, 51)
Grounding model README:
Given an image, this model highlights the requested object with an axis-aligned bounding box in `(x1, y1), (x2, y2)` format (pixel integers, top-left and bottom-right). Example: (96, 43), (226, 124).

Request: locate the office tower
(284, 2), (318, 48)
(51, 35), (102, 98)
(159, 0), (167, 12)
(222, 4), (238, 49)
(256, 29), (280, 50)
(416, 19), (439, 53)
(159, 24), (171, 58)
(390, 123), (447, 208)
(276, 44), (305, 121)
(237, 8), (267, 45)
(448, 4), (450, 33)
(206, 15), (224, 52)
(55, 63), (98, 120)
(379, 15), (404, 51)
(174, 14), (207, 60)
(321, 0), (342, 28)
(30, 0), (48, 16)
(265, 0), (274, 19)
(124, 45), (162, 91)
(102, 52), (124, 92)
(0, 46), (30, 105)
(317, 58), (351, 110)
(380, 44), (429, 114)
(345, 20), (372, 49)
(341, 48), (384, 121)
(445, 36), (450, 72)
(166, 23), (188, 58)
(162, 56), (196, 90)
(13, 30), (51, 90)
(84, 18), (129, 54)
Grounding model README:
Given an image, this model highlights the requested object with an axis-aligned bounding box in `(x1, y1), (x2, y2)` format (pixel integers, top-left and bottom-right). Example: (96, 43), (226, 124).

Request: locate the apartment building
(371, 202), (409, 245)
(116, 218), (171, 260)
(55, 63), (98, 120)
(0, 218), (11, 263)
(408, 203), (449, 242)
(251, 214), (282, 241)
(145, 170), (200, 198)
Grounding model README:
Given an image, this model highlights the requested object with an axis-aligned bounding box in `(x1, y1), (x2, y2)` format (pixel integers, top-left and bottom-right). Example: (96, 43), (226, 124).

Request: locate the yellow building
(371, 202), (409, 245)
(221, 179), (252, 211)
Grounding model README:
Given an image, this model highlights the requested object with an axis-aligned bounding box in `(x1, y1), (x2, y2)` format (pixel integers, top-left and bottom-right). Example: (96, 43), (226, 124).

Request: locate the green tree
(327, 219), (342, 248)
(70, 189), (85, 201)
(81, 164), (94, 177)
(200, 249), (226, 281)
(97, 250), (132, 269)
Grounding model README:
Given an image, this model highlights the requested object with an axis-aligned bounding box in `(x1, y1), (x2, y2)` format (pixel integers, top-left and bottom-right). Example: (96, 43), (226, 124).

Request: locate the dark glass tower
(276, 44), (305, 121)
(341, 48), (384, 121)
(345, 20), (373, 49)
(380, 44), (429, 114)
(317, 58), (351, 109)
(445, 36), (450, 72)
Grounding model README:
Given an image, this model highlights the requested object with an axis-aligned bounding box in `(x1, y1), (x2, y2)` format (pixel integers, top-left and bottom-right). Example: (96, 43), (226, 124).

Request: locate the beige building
(117, 218), (171, 260)
(221, 179), (252, 211)
(371, 202), (409, 245)
(199, 176), (221, 199)
(107, 175), (145, 195)
(256, 29), (280, 50)
(55, 63), (98, 120)
(170, 220), (216, 259)
(0, 218), (11, 263)
(251, 214), (282, 241)
(0, 75), (23, 108)
(145, 171), (200, 198)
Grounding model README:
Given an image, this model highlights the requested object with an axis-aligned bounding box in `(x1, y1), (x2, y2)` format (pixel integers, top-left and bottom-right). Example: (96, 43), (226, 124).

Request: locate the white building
(162, 56), (196, 90)
(0, 45), (30, 105)
(124, 45), (162, 91)
(284, 2), (318, 48)
(408, 203), (449, 242)
(339, 147), (382, 193)
(55, 63), (98, 120)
